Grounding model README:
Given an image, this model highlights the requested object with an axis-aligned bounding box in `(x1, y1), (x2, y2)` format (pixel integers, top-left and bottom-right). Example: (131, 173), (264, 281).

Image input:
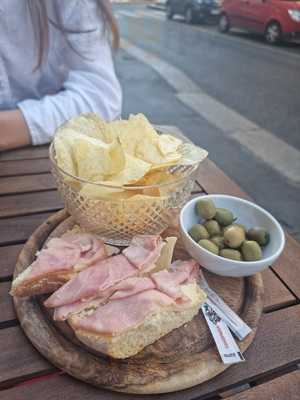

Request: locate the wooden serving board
(13, 210), (264, 394)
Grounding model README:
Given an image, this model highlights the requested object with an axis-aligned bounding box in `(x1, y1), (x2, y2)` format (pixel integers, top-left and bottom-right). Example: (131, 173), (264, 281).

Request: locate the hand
(0, 110), (31, 151)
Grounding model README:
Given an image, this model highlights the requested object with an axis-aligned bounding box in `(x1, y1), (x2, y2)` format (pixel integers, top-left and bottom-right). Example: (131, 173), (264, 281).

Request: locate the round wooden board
(13, 210), (264, 394)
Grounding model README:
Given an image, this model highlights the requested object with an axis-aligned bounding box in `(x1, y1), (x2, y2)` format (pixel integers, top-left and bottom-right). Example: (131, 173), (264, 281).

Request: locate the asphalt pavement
(113, 2), (300, 241)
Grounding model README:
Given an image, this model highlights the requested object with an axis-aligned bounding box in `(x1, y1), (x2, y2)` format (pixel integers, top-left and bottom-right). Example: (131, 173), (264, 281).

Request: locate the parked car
(219, 0), (300, 44)
(166, 0), (221, 24)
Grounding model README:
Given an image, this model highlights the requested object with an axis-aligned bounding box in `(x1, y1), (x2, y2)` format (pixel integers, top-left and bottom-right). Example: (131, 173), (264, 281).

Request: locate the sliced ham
(59, 233), (108, 271)
(152, 259), (199, 300)
(53, 297), (106, 321)
(110, 277), (155, 300)
(44, 254), (137, 308)
(23, 234), (107, 283)
(46, 237), (78, 250)
(53, 277), (155, 321)
(27, 246), (82, 281)
(54, 263), (197, 321)
(72, 289), (175, 334)
(122, 235), (164, 272)
(170, 259), (199, 281)
(151, 269), (185, 300)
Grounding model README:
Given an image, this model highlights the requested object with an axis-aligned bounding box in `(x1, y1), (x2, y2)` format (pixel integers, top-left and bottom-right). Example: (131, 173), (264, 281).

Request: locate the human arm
(17, 0), (122, 147)
(0, 110), (31, 151)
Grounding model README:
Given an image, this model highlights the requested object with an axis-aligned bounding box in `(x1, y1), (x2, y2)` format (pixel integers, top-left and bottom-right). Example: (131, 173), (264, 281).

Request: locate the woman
(0, 0), (122, 150)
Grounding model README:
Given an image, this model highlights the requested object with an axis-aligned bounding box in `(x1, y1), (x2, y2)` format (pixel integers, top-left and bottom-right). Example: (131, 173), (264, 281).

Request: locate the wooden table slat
(196, 159), (250, 200)
(0, 304), (299, 397)
(0, 282), (16, 323)
(0, 244), (23, 279)
(0, 191), (63, 219)
(262, 269), (296, 312)
(0, 146), (49, 162)
(272, 235), (300, 299)
(224, 370), (300, 400)
(0, 159), (50, 178)
(0, 212), (55, 246)
(0, 326), (54, 389)
(0, 174), (56, 196)
(0, 374), (140, 400)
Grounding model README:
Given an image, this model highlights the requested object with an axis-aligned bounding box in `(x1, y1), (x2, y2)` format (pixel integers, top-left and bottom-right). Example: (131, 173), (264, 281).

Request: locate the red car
(219, 0), (300, 44)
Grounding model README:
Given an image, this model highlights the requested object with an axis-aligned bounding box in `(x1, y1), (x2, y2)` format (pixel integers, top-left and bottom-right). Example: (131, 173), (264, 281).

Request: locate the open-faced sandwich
(11, 233), (206, 359)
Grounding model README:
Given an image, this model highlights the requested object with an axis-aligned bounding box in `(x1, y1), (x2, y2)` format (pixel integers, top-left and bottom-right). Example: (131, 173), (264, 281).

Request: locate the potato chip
(105, 154), (151, 186)
(142, 187), (161, 197)
(115, 114), (167, 165)
(142, 170), (176, 185)
(119, 122), (158, 158)
(54, 135), (77, 177)
(103, 120), (131, 144)
(57, 113), (107, 141)
(73, 136), (125, 181)
(149, 160), (179, 171)
(158, 134), (182, 156)
(177, 143), (208, 165)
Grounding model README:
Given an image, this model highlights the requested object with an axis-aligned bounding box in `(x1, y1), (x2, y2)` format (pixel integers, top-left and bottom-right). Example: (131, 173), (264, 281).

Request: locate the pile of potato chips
(54, 113), (206, 200)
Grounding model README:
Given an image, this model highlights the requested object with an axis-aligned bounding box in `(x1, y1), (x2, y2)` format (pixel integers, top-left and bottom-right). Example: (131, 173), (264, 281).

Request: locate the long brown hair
(27, 0), (119, 70)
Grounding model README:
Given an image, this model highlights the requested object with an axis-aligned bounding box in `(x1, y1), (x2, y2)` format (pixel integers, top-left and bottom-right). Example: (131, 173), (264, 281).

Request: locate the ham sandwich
(70, 261), (199, 335)
(10, 233), (108, 297)
(11, 233), (206, 359)
(68, 262), (206, 358)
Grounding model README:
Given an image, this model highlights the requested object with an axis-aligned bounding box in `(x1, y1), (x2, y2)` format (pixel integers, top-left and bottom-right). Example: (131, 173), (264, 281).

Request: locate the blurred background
(112, 0), (300, 242)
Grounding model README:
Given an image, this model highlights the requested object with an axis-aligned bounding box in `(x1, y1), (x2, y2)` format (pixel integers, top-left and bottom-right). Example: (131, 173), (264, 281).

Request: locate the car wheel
(265, 22), (282, 44)
(185, 7), (195, 24)
(166, 3), (173, 20)
(219, 13), (230, 33)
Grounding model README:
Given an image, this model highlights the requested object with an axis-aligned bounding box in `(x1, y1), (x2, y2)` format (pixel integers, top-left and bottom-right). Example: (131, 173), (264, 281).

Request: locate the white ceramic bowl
(180, 194), (285, 277)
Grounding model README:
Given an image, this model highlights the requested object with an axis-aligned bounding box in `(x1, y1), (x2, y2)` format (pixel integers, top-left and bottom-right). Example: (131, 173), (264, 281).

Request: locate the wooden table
(0, 138), (300, 400)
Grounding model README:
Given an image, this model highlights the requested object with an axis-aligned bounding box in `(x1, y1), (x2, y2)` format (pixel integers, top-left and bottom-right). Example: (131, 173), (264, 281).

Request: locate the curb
(147, 4), (166, 11)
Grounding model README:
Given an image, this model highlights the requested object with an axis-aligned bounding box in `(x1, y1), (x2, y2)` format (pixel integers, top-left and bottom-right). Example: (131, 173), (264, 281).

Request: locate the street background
(113, 1), (300, 242)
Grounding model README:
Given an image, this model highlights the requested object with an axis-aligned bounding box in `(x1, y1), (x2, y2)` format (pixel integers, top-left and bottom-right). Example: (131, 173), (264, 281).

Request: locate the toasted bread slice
(10, 265), (74, 297)
(69, 283), (206, 359)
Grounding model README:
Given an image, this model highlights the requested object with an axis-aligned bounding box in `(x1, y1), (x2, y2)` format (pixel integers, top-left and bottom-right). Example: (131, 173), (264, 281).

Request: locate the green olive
(189, 224), (209, 242)
(223, 225), (245, 249)
(195, 199), (216, 220)
(204, 220), (221, 237)
(220, 249), (242, 261)
(211, 235), (225, 250)
(241, 241), (262, 261)
(215, 208), (234, 226)
(198, 239), (219, 255)
(247, 227), (270, 246)
(234, 223), (247, 233)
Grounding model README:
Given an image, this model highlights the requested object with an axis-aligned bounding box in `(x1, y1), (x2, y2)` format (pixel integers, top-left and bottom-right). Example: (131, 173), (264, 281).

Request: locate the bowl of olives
(180, 195), (285, 277)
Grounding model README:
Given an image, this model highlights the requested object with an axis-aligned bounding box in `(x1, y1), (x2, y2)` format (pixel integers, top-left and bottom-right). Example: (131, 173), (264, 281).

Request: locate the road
(113, 2), (300, 241)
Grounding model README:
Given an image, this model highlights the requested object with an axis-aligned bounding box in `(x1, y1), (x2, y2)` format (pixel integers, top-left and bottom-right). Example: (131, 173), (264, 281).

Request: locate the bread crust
(10, 266), (74, 297)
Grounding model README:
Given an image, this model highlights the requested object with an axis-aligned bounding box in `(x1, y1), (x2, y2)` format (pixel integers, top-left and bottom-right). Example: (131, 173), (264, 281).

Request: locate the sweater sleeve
(18, 0), (122, 145)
